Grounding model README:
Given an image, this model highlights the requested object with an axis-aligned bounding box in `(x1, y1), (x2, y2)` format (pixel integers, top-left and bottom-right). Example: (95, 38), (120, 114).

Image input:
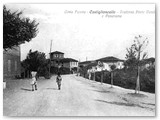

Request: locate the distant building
(50, 51), (64, 60)
(50, 51), (78, 73)
(96, 56), (124, 70)
(81, 56), (124, 74)
(3, 46), (21, 79)
(79, 56), (124, 76)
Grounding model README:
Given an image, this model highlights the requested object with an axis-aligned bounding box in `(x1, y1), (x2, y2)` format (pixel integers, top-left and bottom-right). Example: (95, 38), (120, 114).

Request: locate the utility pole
(49, 40), (52, 78)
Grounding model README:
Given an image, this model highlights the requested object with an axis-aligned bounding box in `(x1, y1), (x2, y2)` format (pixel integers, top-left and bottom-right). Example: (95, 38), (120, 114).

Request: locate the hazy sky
(5, 4), (155, 61)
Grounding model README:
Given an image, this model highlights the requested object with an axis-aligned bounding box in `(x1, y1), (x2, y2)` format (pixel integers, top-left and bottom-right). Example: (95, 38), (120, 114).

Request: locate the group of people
(30, 71), (62, 91)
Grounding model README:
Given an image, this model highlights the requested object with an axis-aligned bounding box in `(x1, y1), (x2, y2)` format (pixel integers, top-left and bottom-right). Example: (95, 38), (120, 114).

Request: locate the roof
(86, 62), (98, 69)
(60, 58), (78, 63)
(79, 61), (92, 65)
(96, 56), (124, 63)
(50, 51), (64, 54)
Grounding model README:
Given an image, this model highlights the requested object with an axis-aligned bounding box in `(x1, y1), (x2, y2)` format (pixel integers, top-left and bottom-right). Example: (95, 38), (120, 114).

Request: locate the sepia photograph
(3, 3), (155, 116)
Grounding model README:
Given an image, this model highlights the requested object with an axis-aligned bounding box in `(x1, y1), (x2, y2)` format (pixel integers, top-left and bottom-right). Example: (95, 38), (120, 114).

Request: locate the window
(8, 60), (11, 72)
(15, 61), (17, 71)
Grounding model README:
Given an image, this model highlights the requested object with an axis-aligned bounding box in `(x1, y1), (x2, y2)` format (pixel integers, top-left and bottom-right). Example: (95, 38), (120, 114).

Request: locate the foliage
(125, 46), (138, 69)
(90, 67), (155, 93)
(79, 65), (88, 77)
(110, 64), (116, 71)
(125, 35), (148, 68)
(21, 50), (49, 78)
(3, 5), (39, 50)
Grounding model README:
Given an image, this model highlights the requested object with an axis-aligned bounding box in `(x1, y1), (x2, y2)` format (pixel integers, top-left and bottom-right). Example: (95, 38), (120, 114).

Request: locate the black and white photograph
(3, 3), (155, 116)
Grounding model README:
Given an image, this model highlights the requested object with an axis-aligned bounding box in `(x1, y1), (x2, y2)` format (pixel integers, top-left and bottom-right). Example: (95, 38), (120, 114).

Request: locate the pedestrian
(56, 72), (62, 90)
(30, 71), (38, 91)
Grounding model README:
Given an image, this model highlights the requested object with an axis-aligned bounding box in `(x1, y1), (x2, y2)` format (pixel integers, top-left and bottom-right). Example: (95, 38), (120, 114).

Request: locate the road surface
(3, 75), (155, 116)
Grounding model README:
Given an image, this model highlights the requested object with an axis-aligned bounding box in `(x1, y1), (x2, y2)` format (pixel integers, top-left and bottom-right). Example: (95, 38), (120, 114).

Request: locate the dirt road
(3, 75), (155, 116)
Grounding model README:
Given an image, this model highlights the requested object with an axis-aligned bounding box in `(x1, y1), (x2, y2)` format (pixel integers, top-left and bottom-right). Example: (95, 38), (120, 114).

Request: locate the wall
(51, 53), (64, 60)
(70, 62), (78, 68)
(3, 47), (21, 79)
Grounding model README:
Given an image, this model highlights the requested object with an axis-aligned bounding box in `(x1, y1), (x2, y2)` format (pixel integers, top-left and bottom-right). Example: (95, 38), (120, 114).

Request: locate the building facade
(50, 51), (78, 73)
(3, 46), (21, 79)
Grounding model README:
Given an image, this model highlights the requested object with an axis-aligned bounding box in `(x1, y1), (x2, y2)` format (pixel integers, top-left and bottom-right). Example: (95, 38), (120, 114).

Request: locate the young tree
(125, 45), (138, 69)
(3, 6), (39, 50)
(110, 64), (116, 87)
(98, 61), (105, 84)
(126, 35), (149, 94)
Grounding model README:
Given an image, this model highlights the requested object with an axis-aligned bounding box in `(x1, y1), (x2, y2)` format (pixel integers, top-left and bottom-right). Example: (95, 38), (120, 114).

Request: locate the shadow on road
(91, 89), (111, 93)
(21, 88), (33, 91)
(46, 88), (58, 90)
(95, 99), (154, 111)
(95, 99), (136, 107)
(127, 93), (148, 98)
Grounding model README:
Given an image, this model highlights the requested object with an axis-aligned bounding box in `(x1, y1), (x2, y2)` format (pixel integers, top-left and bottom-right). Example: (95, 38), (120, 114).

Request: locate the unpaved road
(3, 75), (155, 116)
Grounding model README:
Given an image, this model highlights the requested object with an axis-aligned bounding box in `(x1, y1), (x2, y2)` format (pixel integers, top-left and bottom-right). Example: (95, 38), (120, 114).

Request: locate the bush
(87, 66), (155, 93)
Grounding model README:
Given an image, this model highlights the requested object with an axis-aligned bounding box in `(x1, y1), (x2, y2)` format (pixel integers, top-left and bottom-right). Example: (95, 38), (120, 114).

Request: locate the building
(3, 46), (21, 79)
(50, 51), (78, 73)
(50, 51), (64, 60)
(81, 56), (124, 75)
(96, 56), (124, 70)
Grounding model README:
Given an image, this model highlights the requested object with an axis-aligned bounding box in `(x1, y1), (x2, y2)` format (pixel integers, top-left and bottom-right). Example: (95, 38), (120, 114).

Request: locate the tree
(98, 61), (105, 84)
(21, 59), (30, 78)
(125, 45), (138, 69)
(126, 35), (149, 94)
(110, 64), (116, 87)
(22, 50), (50, 78)
(3, 5), (39, 50)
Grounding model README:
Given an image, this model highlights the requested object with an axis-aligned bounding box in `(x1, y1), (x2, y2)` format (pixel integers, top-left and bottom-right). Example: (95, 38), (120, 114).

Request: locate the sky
(5, 4), (155, 62)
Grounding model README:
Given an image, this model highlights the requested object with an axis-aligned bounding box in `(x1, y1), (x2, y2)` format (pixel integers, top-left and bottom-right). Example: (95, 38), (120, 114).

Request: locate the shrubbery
(82, 66), (155, 93)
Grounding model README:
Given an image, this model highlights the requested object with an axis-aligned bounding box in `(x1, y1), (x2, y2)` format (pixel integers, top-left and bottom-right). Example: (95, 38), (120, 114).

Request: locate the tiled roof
(96, 56), (124, 62)
(50, 51), (64, 54)
(85, 62), (98, 69)
(59, 58), (78, 63)
(79, 61), (92, 64)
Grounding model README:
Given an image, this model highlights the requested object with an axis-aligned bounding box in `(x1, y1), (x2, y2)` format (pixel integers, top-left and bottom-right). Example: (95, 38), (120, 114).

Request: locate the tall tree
(3, 5), (39, 50)
(126, 35), (149, 94)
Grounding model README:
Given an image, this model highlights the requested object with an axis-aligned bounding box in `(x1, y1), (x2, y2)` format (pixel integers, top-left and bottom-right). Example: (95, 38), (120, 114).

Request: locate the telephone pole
(49, 40), (52, 78)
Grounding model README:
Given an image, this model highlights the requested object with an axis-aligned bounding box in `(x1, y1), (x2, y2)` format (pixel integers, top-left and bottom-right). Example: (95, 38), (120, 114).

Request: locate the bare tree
(126, 35), (149, 94)
(98, 61), (105, 84)
(110, 64), (116, 87)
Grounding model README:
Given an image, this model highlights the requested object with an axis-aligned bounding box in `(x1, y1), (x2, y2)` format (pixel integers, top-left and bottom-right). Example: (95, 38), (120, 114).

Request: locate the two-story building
(50, 51), (78, 73)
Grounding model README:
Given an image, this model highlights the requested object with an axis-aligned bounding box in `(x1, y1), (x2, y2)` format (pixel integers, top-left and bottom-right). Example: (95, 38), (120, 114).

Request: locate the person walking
(30, 71), (38, 91)
(56, 72), (62, 90)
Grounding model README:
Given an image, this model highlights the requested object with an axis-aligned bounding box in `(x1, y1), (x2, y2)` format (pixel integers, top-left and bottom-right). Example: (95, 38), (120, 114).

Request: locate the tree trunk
(28, 70), (29, 78)
(111, 72), (113, 87)
(101, 71), (103, 84)
(24, 71), (25, 78)
(93, 72), (95, 81)
(135, 66), (140, 94)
